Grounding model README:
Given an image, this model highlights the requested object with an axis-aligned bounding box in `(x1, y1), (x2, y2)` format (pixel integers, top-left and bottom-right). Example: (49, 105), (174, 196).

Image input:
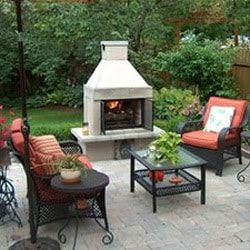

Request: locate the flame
(106, 100), (120, 110)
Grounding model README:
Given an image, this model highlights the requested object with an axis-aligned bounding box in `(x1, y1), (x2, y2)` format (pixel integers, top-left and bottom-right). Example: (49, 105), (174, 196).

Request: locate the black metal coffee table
(129, 147), (207, 213)
(51, 170), (113, 249)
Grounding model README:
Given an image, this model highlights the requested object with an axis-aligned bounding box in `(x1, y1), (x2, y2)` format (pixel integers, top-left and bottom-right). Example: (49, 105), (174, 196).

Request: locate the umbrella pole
(9, 1), (60, 249)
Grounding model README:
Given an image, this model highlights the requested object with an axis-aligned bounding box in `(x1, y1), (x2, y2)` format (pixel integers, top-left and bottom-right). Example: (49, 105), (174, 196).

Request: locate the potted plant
(54, 155), (88, 184)
(148, 132), (181, 165)
(147, 132), (182, 183)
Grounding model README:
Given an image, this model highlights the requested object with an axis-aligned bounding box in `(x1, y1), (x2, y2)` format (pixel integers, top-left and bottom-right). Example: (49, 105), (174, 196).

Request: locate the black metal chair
(10, 119), (104, 243)
(177, 97), (250, 176)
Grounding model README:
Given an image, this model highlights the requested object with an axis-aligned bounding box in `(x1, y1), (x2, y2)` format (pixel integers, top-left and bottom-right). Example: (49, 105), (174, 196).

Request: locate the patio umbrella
(9, 1), (61, 249)
(9, 0), (94, 249)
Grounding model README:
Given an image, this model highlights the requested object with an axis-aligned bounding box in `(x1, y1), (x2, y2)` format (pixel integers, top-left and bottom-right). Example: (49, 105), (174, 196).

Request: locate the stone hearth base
(71, 126), (164, 161)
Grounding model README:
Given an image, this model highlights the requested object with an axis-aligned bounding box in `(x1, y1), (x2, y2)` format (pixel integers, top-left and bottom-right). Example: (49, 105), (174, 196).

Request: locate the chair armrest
(218, 126), (243, 148)
(59, 140), (83, 154)
(31, 171), (57, 180)
(177, 120), (203, 135)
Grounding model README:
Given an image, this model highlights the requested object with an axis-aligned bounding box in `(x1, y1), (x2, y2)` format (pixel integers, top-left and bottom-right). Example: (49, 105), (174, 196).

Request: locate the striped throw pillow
(30, 135), (65, 175)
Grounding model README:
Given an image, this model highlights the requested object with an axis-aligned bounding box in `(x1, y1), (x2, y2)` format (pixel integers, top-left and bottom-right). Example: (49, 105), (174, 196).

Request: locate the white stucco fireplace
(71, 41), (163, 160)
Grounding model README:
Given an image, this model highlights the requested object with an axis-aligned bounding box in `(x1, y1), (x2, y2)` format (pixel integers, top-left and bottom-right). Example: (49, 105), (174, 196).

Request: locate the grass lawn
(3, 107), (83, 140)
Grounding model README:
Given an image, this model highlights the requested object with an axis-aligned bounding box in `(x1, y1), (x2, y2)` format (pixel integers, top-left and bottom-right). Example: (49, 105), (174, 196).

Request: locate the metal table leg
(94, 189), (113, 245)
(201, 165), (206, 205)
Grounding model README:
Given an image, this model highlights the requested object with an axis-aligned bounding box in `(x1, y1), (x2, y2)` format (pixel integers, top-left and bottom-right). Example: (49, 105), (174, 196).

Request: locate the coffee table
(129, 146), (207, 213)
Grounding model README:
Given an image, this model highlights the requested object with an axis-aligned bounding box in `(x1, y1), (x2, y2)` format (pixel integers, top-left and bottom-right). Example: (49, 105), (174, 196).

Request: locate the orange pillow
(30, 135), (64, 175)
(30, 135), (65, 156)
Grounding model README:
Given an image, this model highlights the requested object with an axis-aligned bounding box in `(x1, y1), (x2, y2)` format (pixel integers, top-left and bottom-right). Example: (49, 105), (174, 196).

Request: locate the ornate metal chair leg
(237, 161), (250, 182)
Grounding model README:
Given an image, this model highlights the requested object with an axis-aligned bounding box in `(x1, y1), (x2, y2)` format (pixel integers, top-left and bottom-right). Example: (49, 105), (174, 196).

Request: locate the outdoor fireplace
(71, 41), (163, 161)
(84, 41), (153, 135)
(101, 98), (150, 134)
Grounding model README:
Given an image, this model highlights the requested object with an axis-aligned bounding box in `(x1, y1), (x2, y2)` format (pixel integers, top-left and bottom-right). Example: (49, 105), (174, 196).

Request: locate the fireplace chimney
(101, 41), (128, 60)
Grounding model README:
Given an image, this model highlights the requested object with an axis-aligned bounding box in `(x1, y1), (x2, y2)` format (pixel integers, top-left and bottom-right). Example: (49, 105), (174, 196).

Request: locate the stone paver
(1, 155), (250, 250)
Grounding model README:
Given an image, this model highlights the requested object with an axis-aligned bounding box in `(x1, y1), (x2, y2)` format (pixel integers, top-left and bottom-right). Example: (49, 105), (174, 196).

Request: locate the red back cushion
(11, 132), (25, 155)
(11, 118), (23, 133)
(203, 97), (248, 128)
(30, 135), (65, 175)
(30, 135), (65, 156)
(11, 119), (25, 155)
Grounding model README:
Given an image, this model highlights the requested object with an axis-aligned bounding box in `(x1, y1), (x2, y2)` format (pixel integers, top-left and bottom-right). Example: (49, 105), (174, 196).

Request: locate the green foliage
(27, 85), (83, 108)
(1, 0), (247, 101)
(154, 116), (186, 133)
(27, 95), (47, 108)
(54, 155), (88, 171)
(153, 40), (239, 101)
(31, 124), (76, 141)
(153, 87), (201, 120)
(148, 132), (181, 164)
(61, 86), (83, 108)
(26, 107), (82, 140)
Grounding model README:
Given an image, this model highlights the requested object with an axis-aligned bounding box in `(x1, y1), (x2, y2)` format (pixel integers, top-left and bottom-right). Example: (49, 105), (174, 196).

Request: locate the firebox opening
(102, 99), (144, 132)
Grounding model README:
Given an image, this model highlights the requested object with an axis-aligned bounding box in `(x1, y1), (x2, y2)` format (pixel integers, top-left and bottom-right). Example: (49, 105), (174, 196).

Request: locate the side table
(237, 130), (250, 182)
(0, 147), (22, 226)
(51, 169), (113, 249)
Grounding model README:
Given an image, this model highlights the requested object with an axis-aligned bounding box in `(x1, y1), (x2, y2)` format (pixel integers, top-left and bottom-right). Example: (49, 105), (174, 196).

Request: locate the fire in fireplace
(101, 99), (147, 134)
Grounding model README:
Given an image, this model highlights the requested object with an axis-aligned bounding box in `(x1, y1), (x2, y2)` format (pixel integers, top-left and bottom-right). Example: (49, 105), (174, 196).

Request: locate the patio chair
(9, 118), (100, 239)
(178, 96), (250, 176)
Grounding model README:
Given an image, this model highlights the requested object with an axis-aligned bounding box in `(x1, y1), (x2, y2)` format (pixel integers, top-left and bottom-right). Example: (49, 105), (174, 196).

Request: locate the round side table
(51, 169), (113, 249)
(237, 131), (250, 182)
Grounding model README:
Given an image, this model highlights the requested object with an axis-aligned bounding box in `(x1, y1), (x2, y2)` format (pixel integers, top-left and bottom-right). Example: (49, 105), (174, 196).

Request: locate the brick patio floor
(1, 155), (250, 250)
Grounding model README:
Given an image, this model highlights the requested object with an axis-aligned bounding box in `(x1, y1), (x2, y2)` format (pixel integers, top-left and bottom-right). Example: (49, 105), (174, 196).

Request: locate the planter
(60, 168), (81, 184)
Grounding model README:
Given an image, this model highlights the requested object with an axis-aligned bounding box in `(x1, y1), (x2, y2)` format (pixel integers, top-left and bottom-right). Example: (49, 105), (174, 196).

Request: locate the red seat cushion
(77, 155), (93, 169)
(203, 97), (248, 129)
(11, 132), (25, 155)
(182, 130), (236, 150)
(10, 118), (23, 133)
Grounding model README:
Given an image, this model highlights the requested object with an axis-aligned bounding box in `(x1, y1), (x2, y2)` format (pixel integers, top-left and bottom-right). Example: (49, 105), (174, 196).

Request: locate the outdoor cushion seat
(182, 130), (237, 150)
(178, 96), (250, 176)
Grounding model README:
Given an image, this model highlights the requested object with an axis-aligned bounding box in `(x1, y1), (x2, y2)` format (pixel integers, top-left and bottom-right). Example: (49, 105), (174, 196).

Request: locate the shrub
(31, 123), (79, 141)
(27, 95), (47, 108)
(153, 87), (201, 121)
(27, 85), (83, 109)
(153, 40), (238, 101)
(154, 116), (185, 133)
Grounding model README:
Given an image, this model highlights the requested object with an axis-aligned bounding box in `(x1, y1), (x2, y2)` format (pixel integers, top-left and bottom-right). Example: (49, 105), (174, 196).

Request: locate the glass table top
(130, 146), (207, 170)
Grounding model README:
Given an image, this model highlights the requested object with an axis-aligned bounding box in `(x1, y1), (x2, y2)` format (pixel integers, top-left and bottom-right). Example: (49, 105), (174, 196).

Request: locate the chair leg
(216, 152), (223, 176)
(237, 145), (242, 165)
